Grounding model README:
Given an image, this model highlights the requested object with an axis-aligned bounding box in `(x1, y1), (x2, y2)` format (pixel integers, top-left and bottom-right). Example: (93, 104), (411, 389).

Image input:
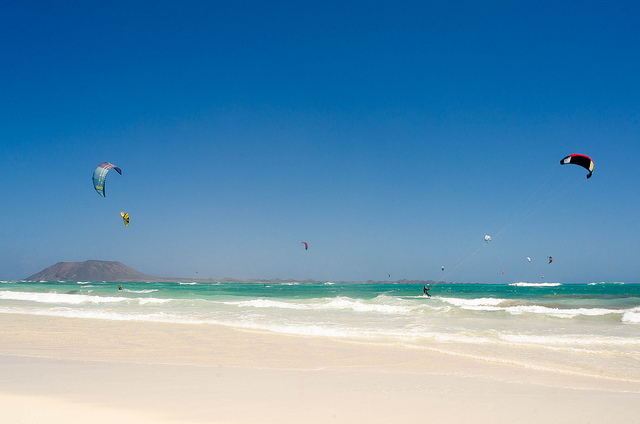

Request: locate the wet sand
(1, 313), (639, 423)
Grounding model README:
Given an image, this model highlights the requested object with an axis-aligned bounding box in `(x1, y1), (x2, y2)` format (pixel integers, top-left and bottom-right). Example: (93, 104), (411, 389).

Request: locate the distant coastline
(24, 260), (441, 285)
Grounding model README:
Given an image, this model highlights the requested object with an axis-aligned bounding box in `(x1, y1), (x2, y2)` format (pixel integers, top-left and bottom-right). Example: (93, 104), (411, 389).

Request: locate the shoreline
(1, 313), (639, 423)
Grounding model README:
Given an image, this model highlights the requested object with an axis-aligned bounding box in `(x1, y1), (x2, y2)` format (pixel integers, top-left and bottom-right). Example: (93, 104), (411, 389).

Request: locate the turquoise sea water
(1, 280), (639, 382)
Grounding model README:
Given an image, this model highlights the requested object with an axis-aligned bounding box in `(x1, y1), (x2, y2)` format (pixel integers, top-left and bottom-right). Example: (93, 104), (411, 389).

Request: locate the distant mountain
(25, 260), (159, 282)
(24, 260), (444, 285)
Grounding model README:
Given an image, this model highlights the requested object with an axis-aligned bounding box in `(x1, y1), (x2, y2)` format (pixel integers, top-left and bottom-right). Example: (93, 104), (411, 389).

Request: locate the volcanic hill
(25, 260), (159, 282)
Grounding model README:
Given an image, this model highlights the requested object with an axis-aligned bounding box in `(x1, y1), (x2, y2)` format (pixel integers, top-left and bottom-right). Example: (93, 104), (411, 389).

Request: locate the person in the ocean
(118, 285), (122, 291)
(423, 285), (431, 297)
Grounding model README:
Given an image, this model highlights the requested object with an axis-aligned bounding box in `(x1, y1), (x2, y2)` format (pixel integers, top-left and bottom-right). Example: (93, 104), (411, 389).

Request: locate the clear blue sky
(1, 1), (639, 282)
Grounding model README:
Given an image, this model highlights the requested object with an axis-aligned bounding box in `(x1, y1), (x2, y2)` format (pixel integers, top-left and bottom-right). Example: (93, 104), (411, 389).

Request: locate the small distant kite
(441, 266), (445, 271)
(501, 271), (504, 274)
(484, 235), (492, 243)
(560, 154), (594, 179)
(120, 212), (129, 226)
(302, 241), (308, 250)
(548, 256), (553, 264)
(92, 162), (122, 197)
(526, 257), (531, 262)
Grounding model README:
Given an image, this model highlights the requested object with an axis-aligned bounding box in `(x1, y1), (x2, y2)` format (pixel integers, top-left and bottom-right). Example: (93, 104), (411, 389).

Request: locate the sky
(1, 0), (639, 283)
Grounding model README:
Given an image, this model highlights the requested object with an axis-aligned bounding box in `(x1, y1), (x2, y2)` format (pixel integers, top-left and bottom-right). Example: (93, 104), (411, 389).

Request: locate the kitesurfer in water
(423, 285), (431, 297)
(118, 285), (122, 291)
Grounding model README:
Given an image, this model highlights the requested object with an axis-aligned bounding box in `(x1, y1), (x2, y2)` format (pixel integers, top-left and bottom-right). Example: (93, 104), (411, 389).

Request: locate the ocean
(1, 280), (639, 382)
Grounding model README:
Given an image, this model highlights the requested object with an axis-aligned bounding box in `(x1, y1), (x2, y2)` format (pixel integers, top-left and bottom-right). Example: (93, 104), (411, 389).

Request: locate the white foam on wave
(123, 289), (158, 294)
(8, 302), (629, 350)
(0, 304), (373, 339)
(0, 290), (128, 305)
(230, 299), (310, 310)
(235, 323), (494, 344)
(325, 297), (412, 314)
(138, 298), (171, 305)
(439, 296), (637, 320)
(505, 304), (622, 318)
(498, 332), (640, 346)
(0, 306), (183, 323)
(0, 290), (171, 306)
(228, 296), (420, 315)
(179, 282), (197, 285)
(1, 302), (638, 358)
(0, 305), (389, 339)
(441, 297), (506, 308)
(622, 310), (640, 324)
(510, 282), (562, 287)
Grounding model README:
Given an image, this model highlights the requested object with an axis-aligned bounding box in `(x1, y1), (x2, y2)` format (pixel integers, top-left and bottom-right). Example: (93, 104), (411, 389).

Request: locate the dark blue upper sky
(1, 1), (639, 282)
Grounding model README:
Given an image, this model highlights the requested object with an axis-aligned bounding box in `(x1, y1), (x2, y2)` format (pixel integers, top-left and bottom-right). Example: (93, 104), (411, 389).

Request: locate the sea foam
(510, 282), (562, 287)
(0, 290), (170, 306)
(0, 290), (127, 305)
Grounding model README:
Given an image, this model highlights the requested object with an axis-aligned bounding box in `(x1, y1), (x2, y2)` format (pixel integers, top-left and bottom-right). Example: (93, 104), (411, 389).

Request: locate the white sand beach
(1, 313), (639, 424)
